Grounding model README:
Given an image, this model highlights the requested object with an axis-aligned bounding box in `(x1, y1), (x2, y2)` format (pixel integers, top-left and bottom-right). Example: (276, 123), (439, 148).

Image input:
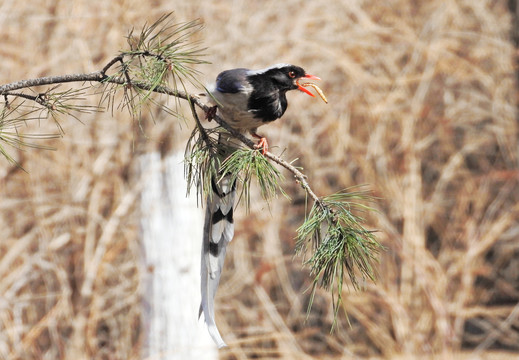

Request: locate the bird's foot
(205, 105), (218, 122)
(252, 134), (268, 155)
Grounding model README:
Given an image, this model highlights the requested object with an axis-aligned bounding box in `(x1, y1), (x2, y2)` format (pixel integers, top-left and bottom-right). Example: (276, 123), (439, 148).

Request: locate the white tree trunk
(140, 151), (217, 359)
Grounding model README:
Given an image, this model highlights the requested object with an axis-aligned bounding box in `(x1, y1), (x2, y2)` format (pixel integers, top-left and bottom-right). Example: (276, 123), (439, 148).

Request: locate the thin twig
(101, 55), (123, 75)
(4, 92), (55, 109)
(187, 98), (213, 150)
(0, 72), (106, 93)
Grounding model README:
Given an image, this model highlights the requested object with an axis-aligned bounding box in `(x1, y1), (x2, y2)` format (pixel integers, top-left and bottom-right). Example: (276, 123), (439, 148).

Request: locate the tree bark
(140, 151), (217, 359)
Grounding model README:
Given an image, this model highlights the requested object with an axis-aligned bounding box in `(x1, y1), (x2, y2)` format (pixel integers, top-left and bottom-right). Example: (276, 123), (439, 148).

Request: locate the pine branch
(0, 73), (106, 93)
(0, 12), (382, 321)
(0, 66), (321, 206)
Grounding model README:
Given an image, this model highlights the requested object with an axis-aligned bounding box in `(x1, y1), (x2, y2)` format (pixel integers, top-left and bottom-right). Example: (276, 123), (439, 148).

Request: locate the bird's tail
(199, 136), (237, 348)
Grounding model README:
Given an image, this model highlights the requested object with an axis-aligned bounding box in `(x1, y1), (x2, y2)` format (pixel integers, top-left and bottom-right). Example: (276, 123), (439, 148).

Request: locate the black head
(248, 64), (308, 92)
(246, 64), (320, 122)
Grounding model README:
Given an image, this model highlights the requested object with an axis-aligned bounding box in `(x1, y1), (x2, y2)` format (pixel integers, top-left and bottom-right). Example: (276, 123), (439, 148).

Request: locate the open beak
(297, 74), (321, 97)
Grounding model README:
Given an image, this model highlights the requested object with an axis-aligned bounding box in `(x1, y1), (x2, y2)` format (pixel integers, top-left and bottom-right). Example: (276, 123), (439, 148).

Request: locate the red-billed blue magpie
(199, 64), (321, 348)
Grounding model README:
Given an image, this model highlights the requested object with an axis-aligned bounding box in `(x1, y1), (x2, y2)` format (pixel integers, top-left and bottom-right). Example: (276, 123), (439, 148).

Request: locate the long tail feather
(200, 162), (236, 348)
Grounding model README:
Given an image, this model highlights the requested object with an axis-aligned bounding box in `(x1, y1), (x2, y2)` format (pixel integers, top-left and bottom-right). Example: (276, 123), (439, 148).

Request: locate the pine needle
(219, 147), (289, 210)
(296, 187), (382, 328)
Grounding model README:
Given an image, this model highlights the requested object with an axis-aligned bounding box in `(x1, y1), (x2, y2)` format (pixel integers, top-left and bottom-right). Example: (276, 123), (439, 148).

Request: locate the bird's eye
(288, 71), (296, 78)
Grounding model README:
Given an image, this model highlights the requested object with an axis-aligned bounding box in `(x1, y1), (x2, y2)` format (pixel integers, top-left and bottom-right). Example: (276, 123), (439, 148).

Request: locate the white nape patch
(247, 63), (292, 75)
(206, 82), (217, 94)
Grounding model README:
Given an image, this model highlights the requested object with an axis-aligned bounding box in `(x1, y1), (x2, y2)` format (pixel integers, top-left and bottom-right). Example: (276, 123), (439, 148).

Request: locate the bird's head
(249, 64), (321, 97)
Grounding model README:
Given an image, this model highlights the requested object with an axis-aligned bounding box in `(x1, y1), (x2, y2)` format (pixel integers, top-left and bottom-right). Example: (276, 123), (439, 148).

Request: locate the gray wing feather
(215, 68), (249, 93)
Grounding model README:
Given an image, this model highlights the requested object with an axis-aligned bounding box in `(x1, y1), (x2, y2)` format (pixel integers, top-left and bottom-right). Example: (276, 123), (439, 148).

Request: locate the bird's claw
(254, 137), (269, 155)
(205, 105), (218, 122)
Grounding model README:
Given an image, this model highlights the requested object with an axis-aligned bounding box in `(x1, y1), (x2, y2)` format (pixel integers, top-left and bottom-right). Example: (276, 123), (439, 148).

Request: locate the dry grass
(0, 0), (518, 359)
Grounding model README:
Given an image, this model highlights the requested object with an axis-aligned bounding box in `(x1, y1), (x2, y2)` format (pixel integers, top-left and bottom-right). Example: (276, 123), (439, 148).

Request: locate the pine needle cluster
(296, 189), (382, 327)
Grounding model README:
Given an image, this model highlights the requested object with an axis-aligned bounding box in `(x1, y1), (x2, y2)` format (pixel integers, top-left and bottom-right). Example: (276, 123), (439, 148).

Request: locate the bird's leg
(251, 132), (268, 155)
(205, 105), (218, 122)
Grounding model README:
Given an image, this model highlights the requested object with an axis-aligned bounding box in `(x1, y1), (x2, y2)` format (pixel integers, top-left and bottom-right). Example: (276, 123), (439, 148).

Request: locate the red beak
(297, 74), (321, 97)
(303, 74), (321, 81)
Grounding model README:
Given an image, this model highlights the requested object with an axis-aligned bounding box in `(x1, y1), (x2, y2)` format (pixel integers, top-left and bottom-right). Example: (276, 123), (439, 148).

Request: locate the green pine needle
(116, 13), (209, 123)
(184, 126), (289, 208)
(184, 126), (220, 204)
(219, 147), (289, 210)
(296, 187), (382, 329)
(123, 14), (208, 94)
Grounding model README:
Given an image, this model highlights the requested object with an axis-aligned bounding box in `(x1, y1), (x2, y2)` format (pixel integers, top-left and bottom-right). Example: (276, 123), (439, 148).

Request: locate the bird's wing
(199, 135), (237, 348)
(215, 68), (250, 93)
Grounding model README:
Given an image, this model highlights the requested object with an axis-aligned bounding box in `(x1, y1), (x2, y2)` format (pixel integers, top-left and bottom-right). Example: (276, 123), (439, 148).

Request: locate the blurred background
(1, 0), (518, 359)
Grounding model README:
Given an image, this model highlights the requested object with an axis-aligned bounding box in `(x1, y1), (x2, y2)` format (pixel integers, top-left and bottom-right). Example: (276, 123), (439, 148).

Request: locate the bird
(199, 64), (321, 348)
